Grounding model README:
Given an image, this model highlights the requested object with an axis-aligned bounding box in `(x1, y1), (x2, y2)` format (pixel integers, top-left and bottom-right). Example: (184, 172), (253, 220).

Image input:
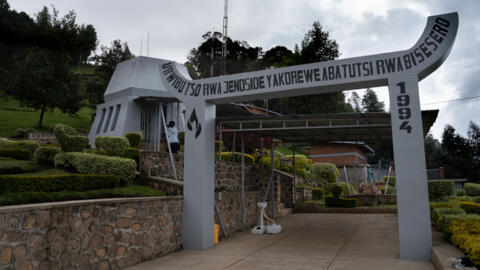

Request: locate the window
(110, 104), (121, 131)
(103, 106), (114, 133)
(96, 108), (106, 134)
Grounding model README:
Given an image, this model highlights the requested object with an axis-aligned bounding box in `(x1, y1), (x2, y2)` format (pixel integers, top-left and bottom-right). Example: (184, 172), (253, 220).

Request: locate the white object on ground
(251, 202), (282, 235)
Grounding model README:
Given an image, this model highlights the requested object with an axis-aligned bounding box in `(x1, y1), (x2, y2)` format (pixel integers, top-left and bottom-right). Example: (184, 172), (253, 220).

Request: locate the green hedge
(0, 138), (17, 149)
(215, 152), (255, 164)
(460, 201), (480, 215)
(383, 176), (396, 186)
(326, 182), (356, 195)
(430, 201), (458, 215)
(279, 164), (306, 177)
(0, 149), (32, 160)
(0, 139), (39, 157)
(125, 133), (141, 148)
(432, 207), (466, 225)
(428, 180), (455, 201)
(0, 174), (120, 193)
(94, 136), (129, 157)
(123, 147), (139, 165)
(54, 152), (136, 183)
(258, 157), (280, 169)
(324, 185), (357, 208)
(0, 185), (165, 206)
(438, 214), (480, 234)
(304, 171), (316, 180)
(312, 188), (324, 200)
(215, 140), (224, 153)
(312, 163), (340, 183)
(33, 146), (61, 166)
(465, 183), (480, 196)
(283, 155), (308, 170)
(54, 124), (89, 152)
(457, 189), (466, 196)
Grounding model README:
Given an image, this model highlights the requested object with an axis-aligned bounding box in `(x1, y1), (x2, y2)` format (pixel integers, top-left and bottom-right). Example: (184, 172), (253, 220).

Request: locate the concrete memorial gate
(158, 13), (458, 260)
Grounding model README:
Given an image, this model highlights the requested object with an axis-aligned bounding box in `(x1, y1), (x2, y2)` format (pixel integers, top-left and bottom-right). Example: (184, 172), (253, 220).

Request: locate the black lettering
(425, 37), (438, 52)
(385, 58), (396, 73)
(376, 60), (385, 74)
(414, 48), (425, 63)
(304, 69), (313, 82)
(313, 68), (321, 81)
(419, 43), (432, 57)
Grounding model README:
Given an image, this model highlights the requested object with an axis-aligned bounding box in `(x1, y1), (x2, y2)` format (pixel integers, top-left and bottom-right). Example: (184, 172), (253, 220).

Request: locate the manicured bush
(0, 174), (120, 193)
(55, 152), (136, 183)
(312, 188), (324, 200)
(17, 140), (39, 154)
(472, 197), (480, 204)
(257, 156), (280, 169)
(465, 183), (480, 196)
(258, 149), (284, 159)
(54, 124), (89, 152)
(438, 214), (480, 234)
(278, 164), (305, 177)
(460, 201), (480, 215)
(33, 146), (61, 166)
(428, 180), (455, 201)
(432, 207), (466, 225)
(304, 171), (316, 180)
(215, 152), (255, 164)
(0, 185), (166, 206)
(449, 218), (480, 265)
(0, 149), (32, 160)
(125, 133), (142, 148)
(457, 189), (466, 196)
(383, 176), (396, 186)
(326, 182), (356, 195)
(324, 185), (358, 208)
(430, 201), (458, 215)
(283, 155), (308, 170)
(0, 138), (17, 149)
(312, 163), (340, 183)
(13, 128), (34, 139)
(123, 147), (139, 168)
(94, 136), (129, 157)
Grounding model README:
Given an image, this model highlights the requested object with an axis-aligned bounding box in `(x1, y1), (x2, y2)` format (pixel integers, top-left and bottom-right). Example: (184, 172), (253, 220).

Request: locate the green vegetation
(427, 180), (455, 201)
(0, 98), (92, 138)
(94, 136), (129, 156)
(0, 185), (165, 206)
(465, 183), (480, 196)
(0, 157), (42, 174)
(0, 174), (119, 193)
(324, 185), (357, 208)
(125, 133), (141, 148)
(275, 145), (309, 157)
(33, 146), (61, 166)
(54, 124), (89, 152)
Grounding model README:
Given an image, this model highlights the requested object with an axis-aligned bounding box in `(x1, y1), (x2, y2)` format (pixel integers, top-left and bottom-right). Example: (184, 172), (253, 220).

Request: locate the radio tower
(221, 0), (228, 75)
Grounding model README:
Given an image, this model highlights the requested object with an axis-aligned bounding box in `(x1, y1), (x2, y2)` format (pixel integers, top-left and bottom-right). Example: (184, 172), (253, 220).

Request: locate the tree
(424, 133), (445, 168)
(6, 49), (82, 128)
(361, 88), (385, 112)
(262, 46), (292, 68)
(348, 91), (362, 112)
(186, 32), (262, 78)
(270, 21), (352, 114)
(467, 121), (480, 181)
(92, 39), (134, 83)
(441, 125), (472, 178)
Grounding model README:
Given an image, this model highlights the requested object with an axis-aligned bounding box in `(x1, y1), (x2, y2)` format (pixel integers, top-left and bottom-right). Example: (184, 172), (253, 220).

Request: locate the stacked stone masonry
(0, 197), (182, 270)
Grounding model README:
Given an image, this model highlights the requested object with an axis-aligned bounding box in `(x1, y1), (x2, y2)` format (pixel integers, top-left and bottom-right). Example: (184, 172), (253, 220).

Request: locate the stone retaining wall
(0, 196), (182, 270)
(344, 194), (397, 206)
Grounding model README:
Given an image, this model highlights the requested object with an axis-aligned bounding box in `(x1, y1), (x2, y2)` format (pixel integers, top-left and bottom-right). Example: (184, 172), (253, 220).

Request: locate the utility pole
(222, 0), (228, 75)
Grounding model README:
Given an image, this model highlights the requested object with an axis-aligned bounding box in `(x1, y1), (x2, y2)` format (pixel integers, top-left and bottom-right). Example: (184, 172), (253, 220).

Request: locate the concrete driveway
(127, 213), (434, 270)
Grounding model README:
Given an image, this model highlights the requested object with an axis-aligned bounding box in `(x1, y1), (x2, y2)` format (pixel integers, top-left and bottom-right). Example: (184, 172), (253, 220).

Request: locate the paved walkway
(127, 213), (434, 270)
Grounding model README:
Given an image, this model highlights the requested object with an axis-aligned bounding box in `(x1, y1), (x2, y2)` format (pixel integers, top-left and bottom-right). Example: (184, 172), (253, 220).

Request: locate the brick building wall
(310, 144), (367, 165)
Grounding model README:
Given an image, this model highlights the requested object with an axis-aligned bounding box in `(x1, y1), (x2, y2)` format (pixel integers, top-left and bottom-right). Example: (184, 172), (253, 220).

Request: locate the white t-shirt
(167, 126), (179, 143)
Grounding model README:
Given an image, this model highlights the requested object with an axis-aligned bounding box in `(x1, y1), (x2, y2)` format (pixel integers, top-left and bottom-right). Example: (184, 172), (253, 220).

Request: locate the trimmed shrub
(17, 140), (39, 154)
(278, 164), (305, 177)
(438, 214), (480, 234)
(54, 152), (136, 183)
(125, 133), (141, 148)
(123, 147), (139, 168)
(283, 155), (308, 170)
(432, 207), (466, 225)
(430, 201), (458, 215)
(428, 180), (455, 201)
(457, 189), (466, 196)
(460, 201), (480, 215)
(472, 197), (480, 204)
(449, 218), (480, 265)
(33, 146), (61, 166)
(304, 171), (316, 180)
(465, 183), (480, 196)
(258, 157), (280, 169)
(312, 163), (340, 183)
(13, 128), (34, 139)
(383, 176), (396, 186)
(0, 138), (17, 149)
(0, 174), (120, 193)
(0, 149), (32, 160)
(215, 152), (255, 164)
(326, 182), (356, 195)
(325, 185), (358, 208)
(258, 149), (284, 159)
(95, 136), (129, 157)
(54, 124), (89, 152)
(312, 188), (324, 200)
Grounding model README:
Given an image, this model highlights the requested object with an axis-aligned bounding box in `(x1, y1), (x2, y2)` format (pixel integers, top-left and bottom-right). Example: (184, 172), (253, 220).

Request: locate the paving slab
(126, 213), (436, 270)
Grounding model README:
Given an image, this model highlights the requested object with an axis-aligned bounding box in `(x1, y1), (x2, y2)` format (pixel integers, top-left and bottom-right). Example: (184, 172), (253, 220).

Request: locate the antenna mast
(222, 0), (228, 75)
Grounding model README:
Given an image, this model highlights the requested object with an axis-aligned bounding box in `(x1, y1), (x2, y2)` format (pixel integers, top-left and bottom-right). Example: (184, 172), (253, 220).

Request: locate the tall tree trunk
(38, 104), (46, 128)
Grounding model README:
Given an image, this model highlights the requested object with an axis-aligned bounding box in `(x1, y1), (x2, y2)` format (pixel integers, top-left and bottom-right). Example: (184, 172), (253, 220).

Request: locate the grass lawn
(0, 97), (93, 138)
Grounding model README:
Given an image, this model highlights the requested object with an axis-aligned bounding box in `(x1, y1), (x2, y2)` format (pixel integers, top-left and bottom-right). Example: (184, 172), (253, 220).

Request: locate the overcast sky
(8, 0), (480, 140)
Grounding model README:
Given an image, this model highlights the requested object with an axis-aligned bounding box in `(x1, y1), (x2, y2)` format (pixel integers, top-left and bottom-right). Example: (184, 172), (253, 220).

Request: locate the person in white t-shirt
(166, 121), (180, 154)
